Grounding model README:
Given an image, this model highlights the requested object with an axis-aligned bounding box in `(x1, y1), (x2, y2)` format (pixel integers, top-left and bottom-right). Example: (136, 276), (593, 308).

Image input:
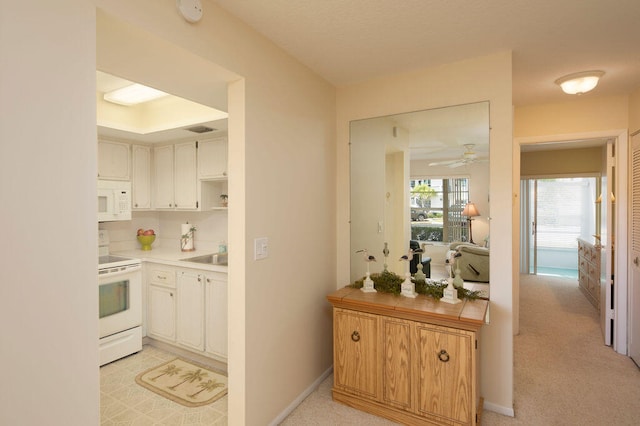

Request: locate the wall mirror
(350, 101), (490, 295)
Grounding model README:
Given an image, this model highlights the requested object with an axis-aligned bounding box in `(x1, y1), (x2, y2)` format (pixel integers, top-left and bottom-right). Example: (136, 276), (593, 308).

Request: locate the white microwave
(97, 180), (132, 222)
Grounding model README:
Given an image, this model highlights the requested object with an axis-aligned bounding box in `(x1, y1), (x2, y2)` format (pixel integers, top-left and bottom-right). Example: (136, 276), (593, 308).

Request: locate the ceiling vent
(186, 125), (216, 134)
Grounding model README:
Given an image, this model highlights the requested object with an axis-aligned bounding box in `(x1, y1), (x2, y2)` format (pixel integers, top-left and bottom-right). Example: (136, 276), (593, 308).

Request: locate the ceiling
(213, 0), (640, 106)
(96, 72), (228, 144)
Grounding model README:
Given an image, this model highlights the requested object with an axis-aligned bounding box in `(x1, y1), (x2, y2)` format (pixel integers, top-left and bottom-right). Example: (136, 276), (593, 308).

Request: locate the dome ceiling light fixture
(555, 70), (605, 95)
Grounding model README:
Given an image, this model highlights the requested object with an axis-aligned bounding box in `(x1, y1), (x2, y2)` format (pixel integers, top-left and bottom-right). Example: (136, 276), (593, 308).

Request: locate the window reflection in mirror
(349, 102), (490, 293)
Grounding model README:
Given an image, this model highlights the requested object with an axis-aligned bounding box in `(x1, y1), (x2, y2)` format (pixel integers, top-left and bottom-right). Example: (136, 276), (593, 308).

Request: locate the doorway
(521, 176), (598, 279)
(516, 132), (629, 354)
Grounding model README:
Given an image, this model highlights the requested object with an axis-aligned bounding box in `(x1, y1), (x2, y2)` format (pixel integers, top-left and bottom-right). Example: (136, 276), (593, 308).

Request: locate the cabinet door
(98, 140), (130, 180)
(205, 273), (228, 358)
(333, 308), (378, 399)
(198, 138), (228, 179)
(416, 324), (474, 424)
(174, 141), (198, 209)
(153, 145), (175, 209)
(147, 285), (176, 341)
(132, 145), (151, 209)
(382, 317), (413, 411)
(176, 271), (204, 351)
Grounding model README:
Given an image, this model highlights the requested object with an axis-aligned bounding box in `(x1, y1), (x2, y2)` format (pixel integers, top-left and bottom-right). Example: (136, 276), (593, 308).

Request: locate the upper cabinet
(153, 141), (198, 210)
(132, 145), (151, 210)
(97, 136), (229, 212)
(197, 138), (228, 180)
(98, 140), (130, 180)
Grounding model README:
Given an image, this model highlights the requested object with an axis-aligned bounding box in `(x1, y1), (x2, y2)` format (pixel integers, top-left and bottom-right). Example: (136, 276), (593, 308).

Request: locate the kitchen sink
(181, 253), (228, 266)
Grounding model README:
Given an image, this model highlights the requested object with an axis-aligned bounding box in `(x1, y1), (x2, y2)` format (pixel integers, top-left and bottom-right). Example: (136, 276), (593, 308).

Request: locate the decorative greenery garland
(349, 270), (482, 301)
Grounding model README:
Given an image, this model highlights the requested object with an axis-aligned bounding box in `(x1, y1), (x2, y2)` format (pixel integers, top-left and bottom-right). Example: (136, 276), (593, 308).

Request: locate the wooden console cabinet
(578, 238), (600, 310)
(327, 287), (488, 425)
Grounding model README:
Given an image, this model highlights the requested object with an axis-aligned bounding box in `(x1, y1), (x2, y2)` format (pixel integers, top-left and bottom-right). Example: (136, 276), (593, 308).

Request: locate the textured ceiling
(213, 0), (640, 106)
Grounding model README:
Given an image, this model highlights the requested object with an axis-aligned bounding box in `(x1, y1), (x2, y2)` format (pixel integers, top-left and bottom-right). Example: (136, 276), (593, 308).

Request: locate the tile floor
(100, 346), (227, 425)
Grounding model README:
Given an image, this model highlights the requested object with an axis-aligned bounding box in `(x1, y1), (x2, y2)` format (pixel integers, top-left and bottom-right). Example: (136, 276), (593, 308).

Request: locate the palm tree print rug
(135, 358), (227, 407)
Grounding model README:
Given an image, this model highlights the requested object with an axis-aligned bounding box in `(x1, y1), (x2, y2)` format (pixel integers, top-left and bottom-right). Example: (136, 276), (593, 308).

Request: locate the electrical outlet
(254, 237), (268, 260)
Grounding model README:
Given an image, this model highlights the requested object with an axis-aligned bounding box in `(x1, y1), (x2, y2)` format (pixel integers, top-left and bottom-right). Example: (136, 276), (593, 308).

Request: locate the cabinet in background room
(198, 138), (228, 179)
(176, 271), (205, 352)
(153, 142), (198, 210)
(98, 139), (130, 180)
(205, 272), (228, 359)
(578, 238), (601, 309)
(147, 266), (177, 342)
(131, 145), (151, 209)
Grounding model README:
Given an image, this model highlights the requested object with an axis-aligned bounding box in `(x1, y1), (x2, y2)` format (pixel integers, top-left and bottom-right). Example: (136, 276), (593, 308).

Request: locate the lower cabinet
(205, 273), (228, 358)
(147, 265), (177, 341)
(176, 271), (205, 351)
(329, 288), (487, 426)
(145, 263), (228, 361)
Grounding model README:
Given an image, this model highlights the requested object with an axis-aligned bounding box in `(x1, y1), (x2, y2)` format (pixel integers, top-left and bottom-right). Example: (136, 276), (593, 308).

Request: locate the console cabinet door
(382, 317), (413, 411)
(333, 308), (378, 399)
(416, 323), (475, 424)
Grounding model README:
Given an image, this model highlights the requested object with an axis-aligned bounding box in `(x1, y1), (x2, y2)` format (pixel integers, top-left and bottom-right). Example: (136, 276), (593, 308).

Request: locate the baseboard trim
(483, 400), (515, 417)
(269, 365), (334, 426)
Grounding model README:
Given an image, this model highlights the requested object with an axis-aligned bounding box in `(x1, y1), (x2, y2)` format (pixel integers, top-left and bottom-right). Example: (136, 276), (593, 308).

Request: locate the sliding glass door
(521, 177), (597, 278)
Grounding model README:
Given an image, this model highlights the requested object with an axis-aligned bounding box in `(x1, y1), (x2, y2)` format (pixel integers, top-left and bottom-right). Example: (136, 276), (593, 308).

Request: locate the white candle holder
(441, 277), (461, 304)
(400, 256), (417, 298)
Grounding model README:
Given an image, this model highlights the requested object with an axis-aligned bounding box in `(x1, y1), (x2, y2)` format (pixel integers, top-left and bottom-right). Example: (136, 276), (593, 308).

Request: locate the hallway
(483, 274), (640, 424)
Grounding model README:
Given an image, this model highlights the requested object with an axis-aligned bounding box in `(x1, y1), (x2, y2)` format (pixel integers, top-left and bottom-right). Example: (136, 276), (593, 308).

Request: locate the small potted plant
(220, 194), (228, 207)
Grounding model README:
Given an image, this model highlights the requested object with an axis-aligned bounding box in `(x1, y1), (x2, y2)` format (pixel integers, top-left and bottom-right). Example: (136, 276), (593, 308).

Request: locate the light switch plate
(254, 237), (268, 260)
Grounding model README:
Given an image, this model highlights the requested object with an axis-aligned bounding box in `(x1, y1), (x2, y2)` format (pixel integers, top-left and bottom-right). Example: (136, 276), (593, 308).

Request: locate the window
(410, 178), (470, 242)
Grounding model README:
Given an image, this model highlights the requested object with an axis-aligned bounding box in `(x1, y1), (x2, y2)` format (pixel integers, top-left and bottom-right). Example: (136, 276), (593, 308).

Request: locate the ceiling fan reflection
(428, 144), (487, 168)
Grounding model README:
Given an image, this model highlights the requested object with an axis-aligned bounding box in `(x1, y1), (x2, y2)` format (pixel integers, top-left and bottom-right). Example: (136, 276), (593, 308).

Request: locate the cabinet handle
(351, 331), (360, 342)
(170, 292), (173, 297)
(438, 350), (450, 362)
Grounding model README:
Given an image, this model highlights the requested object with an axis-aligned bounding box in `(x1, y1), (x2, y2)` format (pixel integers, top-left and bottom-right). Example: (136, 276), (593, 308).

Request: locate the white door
(600, 142), (614, 346)
(630, 132), (640, 364)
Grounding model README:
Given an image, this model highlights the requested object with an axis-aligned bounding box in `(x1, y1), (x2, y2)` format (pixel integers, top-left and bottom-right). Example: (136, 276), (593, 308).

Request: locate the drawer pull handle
(438, 350), (450, 362)
(351, 331), (360, 342)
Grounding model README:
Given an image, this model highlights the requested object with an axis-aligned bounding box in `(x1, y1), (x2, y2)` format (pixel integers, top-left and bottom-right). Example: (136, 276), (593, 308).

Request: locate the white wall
(0, 1), (99, 424)
(95, 2), (337, 424)
(336, 52), (515, 414)
(2, 1), (336, 424)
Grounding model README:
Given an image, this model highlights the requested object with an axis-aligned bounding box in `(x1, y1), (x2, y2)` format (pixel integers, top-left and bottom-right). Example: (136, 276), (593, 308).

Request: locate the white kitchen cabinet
(153, 142), (198, 210)
(144, 262), (227, 361)
(132, 145), (152, 209)
(176, 271), (205, 351)
(174, 142), (198, 209)
(98, 139), (130, 180)
(205, 272), (228, 359)
(198, 138), (228, 179)
(147, 265), (176, 342)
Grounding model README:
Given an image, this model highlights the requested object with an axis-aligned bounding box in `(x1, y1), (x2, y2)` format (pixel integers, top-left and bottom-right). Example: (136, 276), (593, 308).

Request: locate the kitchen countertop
(113, 246), (228, 273)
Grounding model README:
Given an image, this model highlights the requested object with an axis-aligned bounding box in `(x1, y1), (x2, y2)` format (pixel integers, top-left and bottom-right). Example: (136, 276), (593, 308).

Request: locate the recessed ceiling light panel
(104, 84), (169, 106)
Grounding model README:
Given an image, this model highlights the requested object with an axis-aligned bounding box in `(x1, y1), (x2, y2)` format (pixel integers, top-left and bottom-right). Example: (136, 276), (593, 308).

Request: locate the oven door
(98, 265), (142, 339)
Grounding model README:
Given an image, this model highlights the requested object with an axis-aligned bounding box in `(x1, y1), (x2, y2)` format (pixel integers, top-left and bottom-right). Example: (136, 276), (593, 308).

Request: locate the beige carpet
(483, 274), (640, 425)
(282, 274), (640, 425)
(135, 358), (227, 408)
